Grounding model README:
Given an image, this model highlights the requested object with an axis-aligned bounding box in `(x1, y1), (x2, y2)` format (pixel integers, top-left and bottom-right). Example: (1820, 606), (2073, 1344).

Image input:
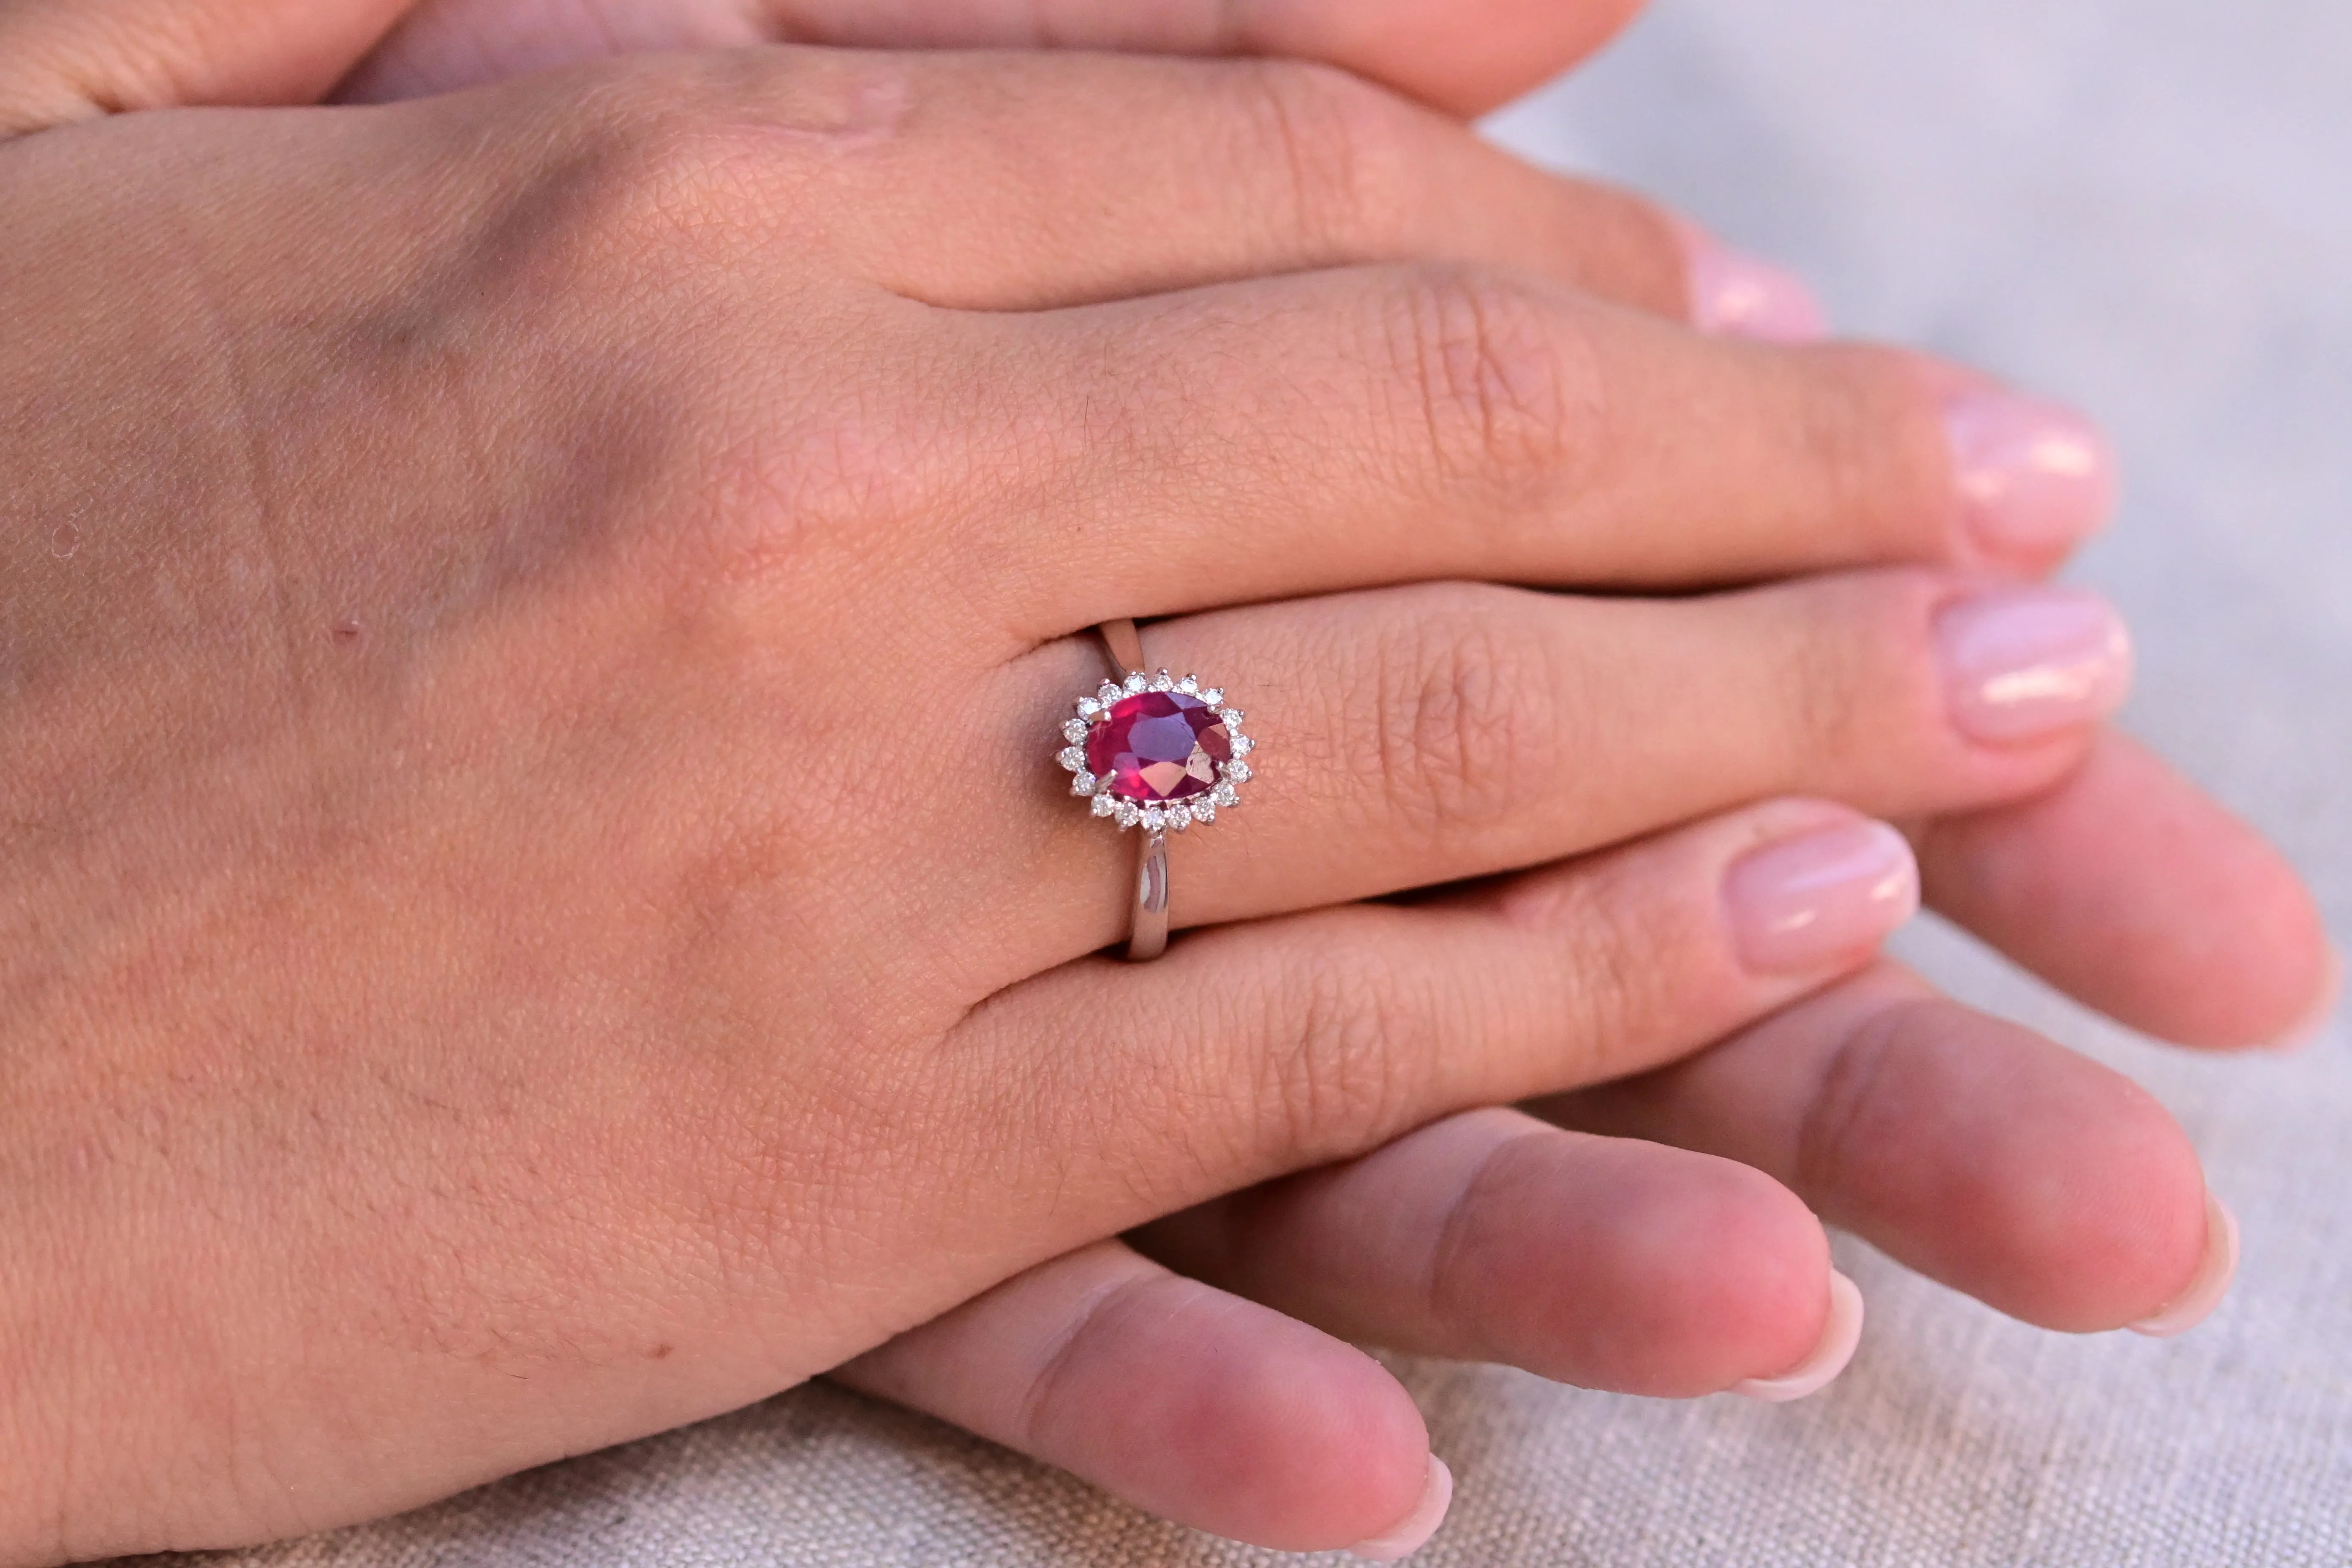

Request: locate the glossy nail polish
(1936, 585), (2133, 744)
(1724, 819), (1919, 975)
(1348, 1455), (1453, 1562)
(1734, 1271), (1866, 1402)
(2130, 1194), (2240, 1337)
(1945, 389), (2117, 560)
(1678, 221), (1827, 343)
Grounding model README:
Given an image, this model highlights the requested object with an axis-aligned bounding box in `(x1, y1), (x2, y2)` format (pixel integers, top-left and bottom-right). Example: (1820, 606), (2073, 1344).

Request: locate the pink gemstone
(1086, 691), (1231, 803)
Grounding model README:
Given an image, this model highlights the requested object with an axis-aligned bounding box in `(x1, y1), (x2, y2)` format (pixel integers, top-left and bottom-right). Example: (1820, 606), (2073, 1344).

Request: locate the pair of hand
(0, 0), (2333, 1562)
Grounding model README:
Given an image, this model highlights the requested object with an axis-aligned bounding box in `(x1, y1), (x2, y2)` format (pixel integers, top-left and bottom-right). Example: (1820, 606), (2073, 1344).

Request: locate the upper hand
(0, 5), (2330, 1563)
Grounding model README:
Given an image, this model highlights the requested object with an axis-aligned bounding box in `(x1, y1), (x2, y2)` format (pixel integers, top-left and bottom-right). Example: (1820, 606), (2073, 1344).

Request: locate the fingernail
(2130, 1194), (2240, 1337)
(1945, 389), (2117, 559)
(1348, 1454), (1453, 1562)
(1677, 220), (1827, 343)
(1734, 1271), (1865, 1402)
(1935, 585), (2133, 745)
(2270, 946), (2343, 1053)
(1725, 820), (1919, 975)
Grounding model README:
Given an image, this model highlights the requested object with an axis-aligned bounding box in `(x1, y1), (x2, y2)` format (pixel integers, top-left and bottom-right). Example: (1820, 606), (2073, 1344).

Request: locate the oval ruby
(1086, 691), (1231, 803)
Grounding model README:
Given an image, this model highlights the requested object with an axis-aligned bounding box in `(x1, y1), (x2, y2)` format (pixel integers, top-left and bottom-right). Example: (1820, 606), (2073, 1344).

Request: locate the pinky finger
(830, 1239), (1453, 1560)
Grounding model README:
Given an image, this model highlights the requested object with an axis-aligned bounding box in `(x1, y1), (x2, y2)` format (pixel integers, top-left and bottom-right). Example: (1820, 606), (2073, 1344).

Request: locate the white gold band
(1098, 619), (1171, 961)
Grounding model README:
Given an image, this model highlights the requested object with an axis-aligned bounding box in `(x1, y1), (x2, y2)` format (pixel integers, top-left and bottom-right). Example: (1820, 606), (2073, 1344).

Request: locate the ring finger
(984, 571), (2130, 975)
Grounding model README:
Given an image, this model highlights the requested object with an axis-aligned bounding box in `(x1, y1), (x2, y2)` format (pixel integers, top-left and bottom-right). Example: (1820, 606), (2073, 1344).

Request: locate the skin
(0, 0), (2331, 1561)
(347, 0), (2336, 1546)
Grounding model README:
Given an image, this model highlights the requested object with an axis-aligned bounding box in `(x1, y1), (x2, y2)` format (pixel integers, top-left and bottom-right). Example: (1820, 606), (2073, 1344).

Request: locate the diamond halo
(1055, 668), (1252, 831)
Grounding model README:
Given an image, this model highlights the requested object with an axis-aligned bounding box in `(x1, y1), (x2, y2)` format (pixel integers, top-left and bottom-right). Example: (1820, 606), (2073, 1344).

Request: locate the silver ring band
(1057, 622), (1252, 962)
(1099, 619), (1171, 961)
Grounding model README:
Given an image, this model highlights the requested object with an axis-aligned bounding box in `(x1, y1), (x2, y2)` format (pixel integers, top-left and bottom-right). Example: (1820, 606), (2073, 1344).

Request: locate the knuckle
(521, 98), (769, 284)
(1230, 59), (1414, 251)
(1358, 587), (1561, 841)
(1792, 994), (1916, 1199)
(1769, 569), (1944, 769)
(1422, 1120), (1549, 1323)
(1012, 1267), (1165, 1448)
(1494, 864), (1669, 1074)
(1252, 940), (1434, 1164)
(1375, 266), (1592, 505)
(581, 114), (768, 267)
(1556, 901), (1662, 1067)
(694, 365), (947, 593)
(519, 53), (916, 280)
(1791, 345), (1949, 544)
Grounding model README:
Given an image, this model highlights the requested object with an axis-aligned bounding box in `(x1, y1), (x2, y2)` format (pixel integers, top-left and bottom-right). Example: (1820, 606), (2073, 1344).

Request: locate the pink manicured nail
(1734, 1271), (1865, 1402)
(1935, 585), (2133, 744)
(2129, 1194), (2240, 1338)
(2271, 946), (2344, 1053)
(1677, 221), (1827, 343)
(1348, 1455), (1453, 1562)
(1945, 389), (2117, 558)
(1725, 820), (1919, 975)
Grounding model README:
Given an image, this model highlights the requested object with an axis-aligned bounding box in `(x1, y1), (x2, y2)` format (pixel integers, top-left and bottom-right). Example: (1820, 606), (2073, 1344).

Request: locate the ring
(1055, 618), (1256, 961)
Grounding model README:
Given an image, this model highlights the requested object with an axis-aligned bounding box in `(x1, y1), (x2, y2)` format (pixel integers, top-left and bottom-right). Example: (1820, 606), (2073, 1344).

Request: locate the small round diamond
(1230, 735), (1255, 756)
(1141, 807), (1166, 831)
(1211, 781), (1240, 808)
(1056, 746), (1086, 772)
(1177, 675), (1200, 694)
(1191, 799), (1217, 825)
(1076, 697), (1102, 720)
(1062, 718), (1091, 743)
(1222, 760), (1252, 785)
(1114, 800), (1143, 828)
(1072, 771), (1097, 796)
(1091, 794), (1116, 817)
(1123, 672), (1148, 694)
(1200, 688), (1224, 706)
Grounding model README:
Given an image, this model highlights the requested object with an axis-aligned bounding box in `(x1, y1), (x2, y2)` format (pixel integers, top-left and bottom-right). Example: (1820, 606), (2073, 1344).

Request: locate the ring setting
(1056, 668), (1255, 833)
(1062, 619), (1254, 961)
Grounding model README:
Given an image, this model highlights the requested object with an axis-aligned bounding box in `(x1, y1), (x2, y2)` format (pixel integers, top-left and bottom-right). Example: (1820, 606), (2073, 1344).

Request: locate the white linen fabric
(133, 0), (2351, 1562)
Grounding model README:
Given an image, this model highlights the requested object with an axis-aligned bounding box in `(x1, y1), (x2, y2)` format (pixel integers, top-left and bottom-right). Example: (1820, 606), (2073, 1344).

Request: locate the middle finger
(946, 267), (2057, 626)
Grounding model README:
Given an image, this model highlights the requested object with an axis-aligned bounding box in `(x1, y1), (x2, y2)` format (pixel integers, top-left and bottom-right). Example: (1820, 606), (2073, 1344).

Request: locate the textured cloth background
(146, 1), (2351, 1563)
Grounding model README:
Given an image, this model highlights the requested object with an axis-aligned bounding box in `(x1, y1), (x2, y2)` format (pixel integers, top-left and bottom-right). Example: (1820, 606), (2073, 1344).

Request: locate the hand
(0, 10), (2331, 1567)
(327, 0), (2336, 1056)
(26, 0), (2329, 1041)
(330, 0), (2336, 1551)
